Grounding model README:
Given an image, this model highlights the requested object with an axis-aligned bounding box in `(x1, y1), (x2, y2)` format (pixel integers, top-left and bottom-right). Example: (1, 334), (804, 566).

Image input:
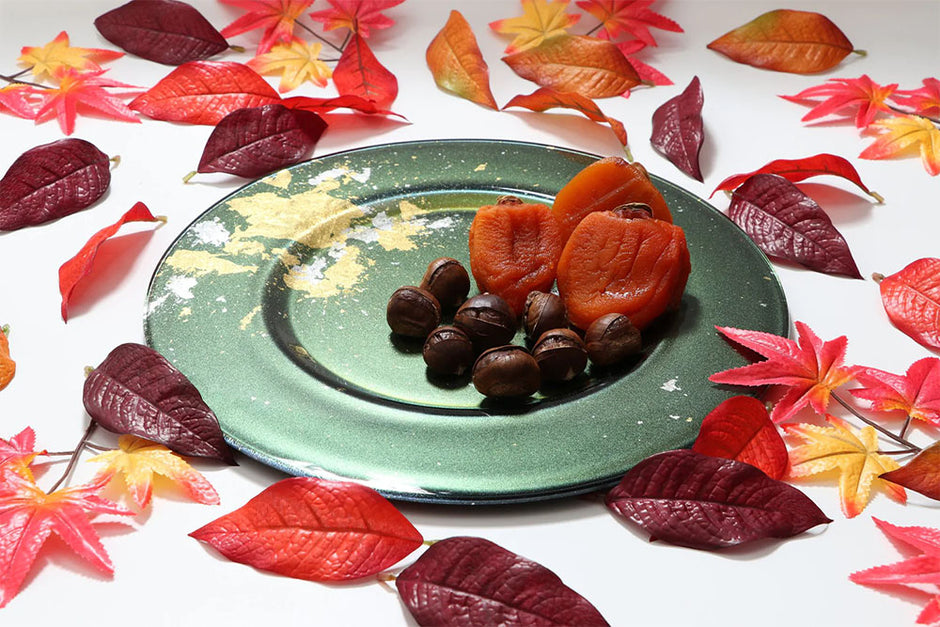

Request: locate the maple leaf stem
(296, 21), (344, 54)
(899, 416), (913, 439)
(887, 104), (940, 127)
(584, 23), (603, 37)
(0, 71), (50, 90)
(878, 447), (918, 456)
(48, 420), (97, 493)
(831, 391), (922, 452)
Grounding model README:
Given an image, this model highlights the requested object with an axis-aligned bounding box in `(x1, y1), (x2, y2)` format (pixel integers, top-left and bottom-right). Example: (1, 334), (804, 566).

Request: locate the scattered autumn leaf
(0, 85), (38, 119)
(333, 33), (397, 110)
(282, 93), (404, 118)
(710, 321), (861, 424)
(94, 0), (230, 65)
(0, 469), (133, 608)
(860, 115), (940, 176)
(726, 173), (863, 278)
(503, 34), (640, 99)
(190, 477), (423, 581)
(195, 103), (326, 178)
(89, 435), (220, 509)
(0, 427), (36, 479)
(218, 0), (312, 54)
(606, 449), (830, 550)
(621, 50), (671, 87)
(503, 87), (628, 147)
(59, 202), (165, 322)
(692, 395), (788, 479)
(875, 258), (940, 350)
(781, 75), (898, 129)
(397, 536), (609, 625)
(650, 75), (704, 181)
(247, 38), (333, 92)
(426, 10), (498, 109)
(851, 518), (940, 624)
(891, 78), (940, 118)
(0, 327), (15, 393)
(711, 153), (883, 202)
(130, 60), (280, 125)
(489, 0), (581, 54)
(34, 68), (140, 136)
(83, 342), (235, 463)
(18, 31), (123, 82)
(879, 442), (940, 501)
(308, 0), (404, 37)
(707, 9), (856, 74)
(785, 415), (906, 518)
(577, 0), (682, 46)
(0, 138), (112, 232)
(852, 357), (940, 426)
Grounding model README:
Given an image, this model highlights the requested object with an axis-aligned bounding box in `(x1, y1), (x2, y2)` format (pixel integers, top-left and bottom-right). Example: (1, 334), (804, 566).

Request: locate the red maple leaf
(851, 357), (940, 427)
(576, 0), (682, 47)
(309, 0), (404, 38)
(851, 517), (940, 625)
(0, 469), (133, 608)
(33, 68), (140, 135)
(780, 75), (899, 129)
(709, 321), (862, 423)
(0, 85), (38, 119)
(0, 428), (41, 479)
(219, 0), (313, 54)
(891, 78), (940, 118)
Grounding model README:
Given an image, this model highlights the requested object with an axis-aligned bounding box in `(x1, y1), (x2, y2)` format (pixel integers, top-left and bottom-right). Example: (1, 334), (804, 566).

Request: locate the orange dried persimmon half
(468, 196), (565, 316)
(552, 157), (673, 242)
(556, 209), (690, 331)
(0, 326), (15, 391)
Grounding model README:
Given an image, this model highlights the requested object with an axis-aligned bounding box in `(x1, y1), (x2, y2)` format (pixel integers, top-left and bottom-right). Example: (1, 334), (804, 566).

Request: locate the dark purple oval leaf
(83, 343), (235, 463)
(650, 75), (704, 181)
(728, 173), (862, 278)
(606, 449), (831, 550)
(197, 104), (327, 178)
(396, 536), (609, 626)
(0, 138), (110, 231)
(95, 0), (229, 65)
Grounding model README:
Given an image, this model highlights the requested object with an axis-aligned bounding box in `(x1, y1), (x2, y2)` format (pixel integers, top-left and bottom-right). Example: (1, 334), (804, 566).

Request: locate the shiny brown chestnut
(584, 313), (642, 366)
(532, 328), (588, 383)
(386, 286), (441, 338)
(453, 293), (517, 351)
(423, 325), (475, 376)
(472, 345), (541, 398)
(420, 257), (470, 309)
(523, 291), (568, 341)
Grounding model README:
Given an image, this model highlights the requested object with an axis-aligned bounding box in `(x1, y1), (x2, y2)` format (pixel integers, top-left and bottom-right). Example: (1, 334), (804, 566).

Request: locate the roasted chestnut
(532, 328), (588, 382)
(584, 313), (642, 366)
(386, 286), (441, 338)
(472, 345), (541, 398)
(423, 325), (475, 376)
(523, 291), (568, 341)
(453, 293), (517, 351)
(420, 257), (470, 309)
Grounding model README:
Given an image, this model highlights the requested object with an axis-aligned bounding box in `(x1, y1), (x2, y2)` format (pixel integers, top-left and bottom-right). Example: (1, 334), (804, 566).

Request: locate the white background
(1, 1), (938, 625)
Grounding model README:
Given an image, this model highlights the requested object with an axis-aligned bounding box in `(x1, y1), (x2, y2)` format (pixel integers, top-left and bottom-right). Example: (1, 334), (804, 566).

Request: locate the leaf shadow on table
(65, 230), (158, 322)
(796, 182), (877, 226)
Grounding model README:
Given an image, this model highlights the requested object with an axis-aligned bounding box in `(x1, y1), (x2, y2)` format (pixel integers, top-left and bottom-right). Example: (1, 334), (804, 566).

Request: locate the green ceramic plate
(145, 139), (787, 504)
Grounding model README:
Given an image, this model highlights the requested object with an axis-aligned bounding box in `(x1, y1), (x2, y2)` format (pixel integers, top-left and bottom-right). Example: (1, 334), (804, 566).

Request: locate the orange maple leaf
(18, 31), (123, 83)
(891, 78), (940, 118)
(860, 114), (940, 177)
(88, 435), (220, 509)
(247, 38), (333, 91)
(33, 68), (140, 135)
(785, 416), (906, 518)
(308, 0), (404, 37)
(220, 0), (313, 54)
(490, 0), (581, 54)
(0, 469), (133, 608)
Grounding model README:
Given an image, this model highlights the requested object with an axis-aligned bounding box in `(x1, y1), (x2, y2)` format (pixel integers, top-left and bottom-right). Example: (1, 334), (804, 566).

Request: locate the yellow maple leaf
(784, 416), (906, 518)
(860, 114), (940, 177)
(88, 435), (220, 509)
(246, 39), (333, 93)
(490, 0), (581, 54)
(18, 31), (123, 83)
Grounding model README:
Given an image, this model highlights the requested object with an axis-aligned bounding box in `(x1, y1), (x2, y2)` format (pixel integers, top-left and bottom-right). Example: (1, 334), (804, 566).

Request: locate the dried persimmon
(0, 325), (15, 391)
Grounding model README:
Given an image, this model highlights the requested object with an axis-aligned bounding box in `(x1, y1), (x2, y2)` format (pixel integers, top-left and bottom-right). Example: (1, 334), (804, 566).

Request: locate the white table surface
(1, 1), (938, 625)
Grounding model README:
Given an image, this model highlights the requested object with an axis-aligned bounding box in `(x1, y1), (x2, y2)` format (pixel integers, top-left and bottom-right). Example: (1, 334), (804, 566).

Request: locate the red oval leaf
(880, 442), (940, 501)
(333, 33), (397, 110)
(711, 153), (883, 202)
(692, 395), (789, 479)
(197, 104), (326, 178)
(282, 94), (405, 119)
(396, 536), (609, 626)
(0, 138), (110, 231)
(59, 202), (165, 321)
(83, 342), (234, 463)
(650, 75), (704, 181)
(606, 449), (831, 550)
(728, 173), (862, 278)
(877, 258), (940, 350)
(130, 61), (280, 125)
(95, 0), (229, 65)
(190, 477), (423, 581)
